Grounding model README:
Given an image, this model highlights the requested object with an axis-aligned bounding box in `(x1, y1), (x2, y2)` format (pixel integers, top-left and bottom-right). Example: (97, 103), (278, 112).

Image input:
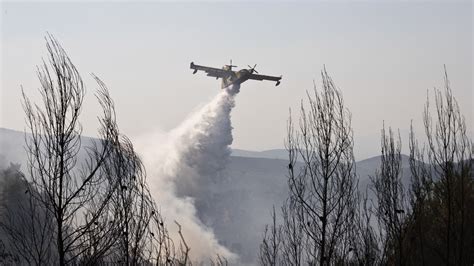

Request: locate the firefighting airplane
(190, 60), (282, 89)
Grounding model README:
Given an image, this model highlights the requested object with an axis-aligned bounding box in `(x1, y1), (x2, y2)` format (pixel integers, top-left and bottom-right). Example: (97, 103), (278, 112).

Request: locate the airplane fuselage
(221, 67), (253, 88)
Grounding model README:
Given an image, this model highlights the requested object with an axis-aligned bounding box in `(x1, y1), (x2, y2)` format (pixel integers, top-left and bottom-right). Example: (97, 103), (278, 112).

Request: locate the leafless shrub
(260, 68), (358, 265)
(1, 34), (189, 265)
(370, 126), (409, 266)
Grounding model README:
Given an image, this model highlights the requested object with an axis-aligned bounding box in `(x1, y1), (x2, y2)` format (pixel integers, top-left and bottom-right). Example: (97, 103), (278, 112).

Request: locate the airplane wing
(190, 62), (231, 79)
(248, 73), (282, 86)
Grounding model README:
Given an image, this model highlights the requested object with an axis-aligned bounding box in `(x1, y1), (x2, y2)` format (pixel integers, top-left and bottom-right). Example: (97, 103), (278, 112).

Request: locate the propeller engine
(225, 59), (237, 70)
(248, 64), (258, 74)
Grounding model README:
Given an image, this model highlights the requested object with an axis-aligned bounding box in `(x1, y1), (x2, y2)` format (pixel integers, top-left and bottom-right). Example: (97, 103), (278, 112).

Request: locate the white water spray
(135, 85), (241, 262)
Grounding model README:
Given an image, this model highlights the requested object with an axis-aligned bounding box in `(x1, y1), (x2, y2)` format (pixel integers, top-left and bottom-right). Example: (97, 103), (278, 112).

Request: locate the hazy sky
(1, 1), (472, 160)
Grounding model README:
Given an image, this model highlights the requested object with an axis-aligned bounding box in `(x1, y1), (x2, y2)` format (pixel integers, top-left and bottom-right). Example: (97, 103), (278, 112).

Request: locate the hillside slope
(0, 127), (412, 263)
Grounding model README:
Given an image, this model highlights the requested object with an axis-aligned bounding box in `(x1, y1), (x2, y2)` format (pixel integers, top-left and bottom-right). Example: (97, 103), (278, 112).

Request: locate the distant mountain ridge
(231, 148), (289, 160)
(0, 126), (409, 264)
(2, 127), (404, 170)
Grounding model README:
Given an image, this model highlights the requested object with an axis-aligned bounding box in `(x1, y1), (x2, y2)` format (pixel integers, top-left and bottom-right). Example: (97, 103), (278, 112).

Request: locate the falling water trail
(135, 84), (241, 262)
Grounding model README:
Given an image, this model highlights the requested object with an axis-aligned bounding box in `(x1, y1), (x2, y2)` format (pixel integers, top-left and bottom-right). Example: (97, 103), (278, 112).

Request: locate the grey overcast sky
(1, 1), (472, 160)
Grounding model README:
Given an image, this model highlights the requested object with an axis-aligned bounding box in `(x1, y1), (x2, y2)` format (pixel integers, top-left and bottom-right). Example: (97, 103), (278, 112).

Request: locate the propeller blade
(226, 60), (237, 68)
(248, 64), (258, 73)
